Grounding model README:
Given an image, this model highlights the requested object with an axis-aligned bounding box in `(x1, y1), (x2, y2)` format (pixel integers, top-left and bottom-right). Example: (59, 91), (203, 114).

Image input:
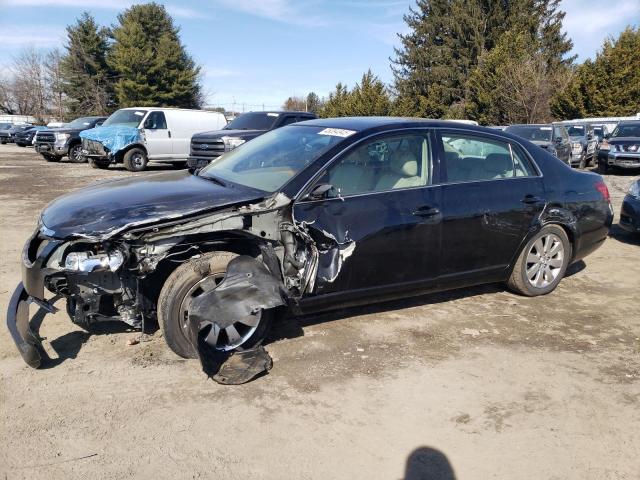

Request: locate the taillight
(594, 181), (610, 203)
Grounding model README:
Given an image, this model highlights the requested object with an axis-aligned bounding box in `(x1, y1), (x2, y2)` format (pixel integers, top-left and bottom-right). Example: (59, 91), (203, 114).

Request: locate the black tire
(0, 140), (6, 145)
(43, 154), (61, 162)
(507, 224), (571, 297)
(16, 143), (26, 147)
(68, 143), (85, 163)
(89, 158), (110, 169)
(66, 297), (95, 332)
(157, 251), (273, 359)
(123, 147), (148, 172)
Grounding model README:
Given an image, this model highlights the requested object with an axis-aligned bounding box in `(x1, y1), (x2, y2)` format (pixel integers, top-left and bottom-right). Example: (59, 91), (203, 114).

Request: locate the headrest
(484, 153), (512, 174)
(445, 151), (460, 162)
(391, 151), (418, 177)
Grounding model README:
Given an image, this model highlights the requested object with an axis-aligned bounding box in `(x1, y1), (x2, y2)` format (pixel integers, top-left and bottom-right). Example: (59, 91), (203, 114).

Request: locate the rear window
(224, 112), (278, 131)
(566, 125), (586, 137)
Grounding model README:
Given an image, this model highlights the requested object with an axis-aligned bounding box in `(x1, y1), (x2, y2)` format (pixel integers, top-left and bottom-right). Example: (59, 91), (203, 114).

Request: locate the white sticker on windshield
(267, 113), (279, 117)
(317, 128), (356, 138)
(540, 127), (552, 130)
(134, 111), (145, 116)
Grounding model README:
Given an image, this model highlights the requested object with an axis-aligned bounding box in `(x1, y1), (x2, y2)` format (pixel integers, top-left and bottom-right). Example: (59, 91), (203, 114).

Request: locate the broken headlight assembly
(64, 249), (125, 273)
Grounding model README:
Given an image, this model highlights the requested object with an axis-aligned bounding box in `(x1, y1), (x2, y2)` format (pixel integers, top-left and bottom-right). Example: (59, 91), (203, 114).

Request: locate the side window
(321, 133), (432, 197)
(442, 133), (535, 182)
(511, 145), (536, 177)
(144, 111), (167, 130)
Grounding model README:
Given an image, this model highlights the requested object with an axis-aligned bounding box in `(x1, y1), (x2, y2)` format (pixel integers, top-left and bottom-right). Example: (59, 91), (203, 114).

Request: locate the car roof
(243, 111), (314, 115)
(507, 124), (552, 127)
(617, 120), (640, 126)
(296, 116), (489, 132)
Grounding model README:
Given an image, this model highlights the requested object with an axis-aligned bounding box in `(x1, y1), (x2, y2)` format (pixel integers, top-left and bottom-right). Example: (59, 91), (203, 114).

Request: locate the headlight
(222, 136), (246, 149)
(64, 249), (125, 272)
(628, 182), (640, 199)
(55, 132), (70, 141)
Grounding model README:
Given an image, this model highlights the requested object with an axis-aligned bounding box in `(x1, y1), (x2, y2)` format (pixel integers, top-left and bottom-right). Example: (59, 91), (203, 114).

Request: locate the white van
(81, 107), (227, 171)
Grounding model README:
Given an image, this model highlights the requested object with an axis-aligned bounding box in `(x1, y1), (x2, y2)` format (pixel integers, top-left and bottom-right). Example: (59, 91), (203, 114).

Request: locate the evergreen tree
(306, 92), (321, 114)
(392, 0), (573, 119)
(320, 71), (392, 118)
(60, 12), (114, 117)
(552, 27), (640, 118)
(108, 3), (202, 108)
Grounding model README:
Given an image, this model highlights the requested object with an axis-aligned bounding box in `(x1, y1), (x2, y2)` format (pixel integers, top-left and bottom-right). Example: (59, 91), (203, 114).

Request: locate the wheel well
(115, 144), (147, 163)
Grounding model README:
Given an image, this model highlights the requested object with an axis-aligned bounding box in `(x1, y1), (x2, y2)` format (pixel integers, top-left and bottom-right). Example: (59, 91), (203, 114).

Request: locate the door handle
(412, 206), (441, 217)
(521, 194), (544, 204)
(168, 130), (171, 138)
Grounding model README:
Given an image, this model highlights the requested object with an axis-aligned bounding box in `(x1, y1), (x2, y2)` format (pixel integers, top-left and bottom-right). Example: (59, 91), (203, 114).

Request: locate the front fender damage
(189, 256), (285, 384)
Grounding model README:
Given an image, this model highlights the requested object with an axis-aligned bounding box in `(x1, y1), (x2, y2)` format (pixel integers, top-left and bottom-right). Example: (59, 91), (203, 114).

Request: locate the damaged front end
(6, 190), (322, 381)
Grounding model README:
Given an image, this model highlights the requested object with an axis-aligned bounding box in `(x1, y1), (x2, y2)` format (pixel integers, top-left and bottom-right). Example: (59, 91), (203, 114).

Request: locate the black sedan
(7, 118), (613, 371)
(14, 126), (47, 147)
(620, 179), (640, 234)
(0, 124), (32, 144)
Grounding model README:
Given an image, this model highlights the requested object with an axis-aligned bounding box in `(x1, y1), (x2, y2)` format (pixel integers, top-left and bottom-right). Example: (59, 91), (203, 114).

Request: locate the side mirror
(554, 136), (563, 144)
(587, 132), (593, 140)
(306, 183), (334, 200)
(604, 133), (610, 139)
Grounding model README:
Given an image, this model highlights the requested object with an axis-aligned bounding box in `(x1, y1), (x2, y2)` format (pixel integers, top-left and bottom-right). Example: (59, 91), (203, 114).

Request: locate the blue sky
(0, 0), (638, 110)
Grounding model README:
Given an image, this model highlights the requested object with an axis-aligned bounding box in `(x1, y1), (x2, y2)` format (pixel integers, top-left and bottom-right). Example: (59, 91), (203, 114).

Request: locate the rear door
(437, 130), (545, 283)
(143, 111), (172, 158)
(293, 129), (441, 297)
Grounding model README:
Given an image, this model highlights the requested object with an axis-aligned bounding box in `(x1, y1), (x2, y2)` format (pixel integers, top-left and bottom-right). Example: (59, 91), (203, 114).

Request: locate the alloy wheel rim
(179, 272), (261, 351)
(526, 233), (564, 288)
(133, 153), (144, 167)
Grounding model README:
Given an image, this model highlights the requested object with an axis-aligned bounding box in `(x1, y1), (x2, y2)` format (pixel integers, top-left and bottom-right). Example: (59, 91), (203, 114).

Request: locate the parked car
(0, 123), (14, 143)
(620, 179), (640, 235)
(81, 108), (227, 171)
(505, 124), (571, 164)
(14, 126), (48, 147)
(34, 116), (106, 162)
(598, 120), (640, 172)
(7, 118), (613, 369)
(564, 123), (597, 168)
(188, 111), (317, 169)
(0, 123), (32, 144)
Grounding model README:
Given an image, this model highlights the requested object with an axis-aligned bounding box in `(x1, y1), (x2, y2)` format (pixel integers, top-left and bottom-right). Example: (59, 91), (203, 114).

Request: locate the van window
(144, 111), (167, 130)
(103, 109), (147, 127)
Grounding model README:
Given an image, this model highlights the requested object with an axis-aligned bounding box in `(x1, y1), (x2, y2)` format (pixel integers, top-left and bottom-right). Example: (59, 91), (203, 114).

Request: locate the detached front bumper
(607, 152), (640, 168)
(6, 282), (58, 368)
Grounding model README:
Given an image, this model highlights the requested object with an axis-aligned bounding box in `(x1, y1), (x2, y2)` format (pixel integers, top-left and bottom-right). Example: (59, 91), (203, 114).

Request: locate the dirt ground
(0, 143), (638, 480)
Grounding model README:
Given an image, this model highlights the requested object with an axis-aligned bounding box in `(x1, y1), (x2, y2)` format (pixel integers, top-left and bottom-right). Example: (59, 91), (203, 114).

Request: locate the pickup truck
(34, 116), (106, 162)
(188, 111), (317, 169)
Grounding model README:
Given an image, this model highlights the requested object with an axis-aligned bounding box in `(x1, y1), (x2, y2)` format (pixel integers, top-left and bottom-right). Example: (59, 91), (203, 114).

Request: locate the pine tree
(108, 3), (202, 108)
(320, 72), (392, 118)
(60, 12), (114, 117)
(392, 0), (573, 119)
(553, 27), (640, 118)
(306, 92), (321, 114)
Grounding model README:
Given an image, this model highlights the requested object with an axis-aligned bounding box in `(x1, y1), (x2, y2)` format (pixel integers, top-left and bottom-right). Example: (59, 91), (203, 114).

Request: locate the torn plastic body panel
(79, 125), (141, 159)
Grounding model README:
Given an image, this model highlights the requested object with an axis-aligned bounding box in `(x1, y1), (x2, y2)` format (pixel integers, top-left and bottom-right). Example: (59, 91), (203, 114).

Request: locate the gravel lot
(0, 144), (639, 480)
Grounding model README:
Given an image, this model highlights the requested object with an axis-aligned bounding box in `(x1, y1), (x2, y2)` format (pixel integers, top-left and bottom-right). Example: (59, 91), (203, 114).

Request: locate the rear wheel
(16, 142), (26, 147)
(507, 225), (571, 296)
(68, 144), (85, 163)
(123, 148), (148, 172)
(158, 251), (273, 358)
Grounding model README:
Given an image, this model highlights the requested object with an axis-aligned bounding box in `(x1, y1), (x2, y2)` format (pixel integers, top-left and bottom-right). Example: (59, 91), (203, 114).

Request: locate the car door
(293, 130), (442, 298)
(142, 111), (172, 158)
(438, 130), (545, 284)
(553, 126), (571, 163)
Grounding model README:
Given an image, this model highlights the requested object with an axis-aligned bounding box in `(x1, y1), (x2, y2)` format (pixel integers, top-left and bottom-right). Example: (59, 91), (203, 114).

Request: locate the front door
(293, 130), (442, 298)
(438, 130), (546, 283)
(143, 111), (172, 158)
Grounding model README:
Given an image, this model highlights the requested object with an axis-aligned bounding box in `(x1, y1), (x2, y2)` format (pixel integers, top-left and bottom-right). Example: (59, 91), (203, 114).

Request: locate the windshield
(611, 123), (640, 138)
(566, 125), (586, 137)
(199, 125), (350, 192)
(224, 112), (279, 131)
(0, 123), (12, 130)
(66, 117), (96, 128)
(505, 125), (553, 142)
(102, 109), (147, 127)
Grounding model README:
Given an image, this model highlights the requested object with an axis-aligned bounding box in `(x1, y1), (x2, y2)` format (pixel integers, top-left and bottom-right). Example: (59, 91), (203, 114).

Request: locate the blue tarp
(80, 126), (141, 156)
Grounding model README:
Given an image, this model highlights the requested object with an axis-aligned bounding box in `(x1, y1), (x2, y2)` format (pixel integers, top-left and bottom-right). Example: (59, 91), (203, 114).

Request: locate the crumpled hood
(80, 125), (141, 154)
(40, 171), (265, 239)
